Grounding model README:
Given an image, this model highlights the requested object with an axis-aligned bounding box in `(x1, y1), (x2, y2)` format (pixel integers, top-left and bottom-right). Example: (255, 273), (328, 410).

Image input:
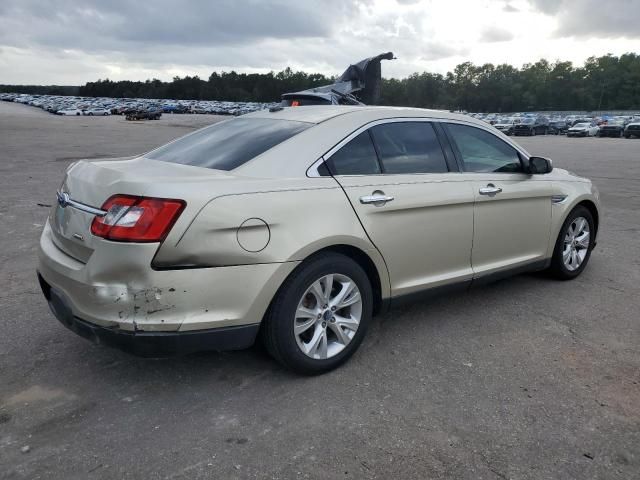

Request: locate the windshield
(521, 118), (535, 124)
(574, 123), (590, 128)
(146, 117), (311, 170)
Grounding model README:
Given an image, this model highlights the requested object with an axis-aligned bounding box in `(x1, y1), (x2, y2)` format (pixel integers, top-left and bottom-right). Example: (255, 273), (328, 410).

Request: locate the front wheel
(548, 206), (594, 280)
(262, 253), (373, 374)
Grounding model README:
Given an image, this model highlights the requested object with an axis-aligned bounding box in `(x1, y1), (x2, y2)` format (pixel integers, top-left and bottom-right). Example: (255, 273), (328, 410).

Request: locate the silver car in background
(38, 106), (600, 374)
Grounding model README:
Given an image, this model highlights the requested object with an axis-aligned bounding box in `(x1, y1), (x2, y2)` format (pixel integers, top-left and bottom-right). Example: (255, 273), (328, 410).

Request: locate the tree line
(3, 53), (639, 111)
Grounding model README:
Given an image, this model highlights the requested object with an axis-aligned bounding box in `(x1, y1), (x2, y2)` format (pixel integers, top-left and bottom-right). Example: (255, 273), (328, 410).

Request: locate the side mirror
(528, 156), (553, 174)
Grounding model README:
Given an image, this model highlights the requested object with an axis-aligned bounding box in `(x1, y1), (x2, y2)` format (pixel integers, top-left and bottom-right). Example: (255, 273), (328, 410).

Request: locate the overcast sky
(1, 0), (640, 85)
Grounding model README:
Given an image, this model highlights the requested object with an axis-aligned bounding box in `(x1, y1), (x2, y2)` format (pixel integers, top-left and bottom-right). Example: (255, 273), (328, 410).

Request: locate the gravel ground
(0, 101), (638, 480)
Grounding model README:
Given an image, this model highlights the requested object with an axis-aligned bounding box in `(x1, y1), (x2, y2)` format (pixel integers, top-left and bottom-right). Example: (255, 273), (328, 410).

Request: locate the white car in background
(567, 122), (599, 137)
(57, 108), (82, 116)
(83, 107), (110, 116)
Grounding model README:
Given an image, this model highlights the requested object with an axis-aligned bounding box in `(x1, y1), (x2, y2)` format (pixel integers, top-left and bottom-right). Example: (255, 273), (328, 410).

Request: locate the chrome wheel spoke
(335, 314), (359, 332)
(304, 324), (326, 358)
(294, 316), (316, 336)
(328, 322), (351, 345)
(294, 273), (362, 360)
(318, 330), (328, 358)
(575, 232), (590, 249)
(311, 280), (326, 303)
(330, 281), (357, 309)
(562, 216), (590, 271)
(296, 306), (317, 319)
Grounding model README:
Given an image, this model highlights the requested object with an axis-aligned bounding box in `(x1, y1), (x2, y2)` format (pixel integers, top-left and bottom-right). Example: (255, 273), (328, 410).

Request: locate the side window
(369, 122), (448, 174)
(447, 123), (523, 173)
(323, 131), (381, 176)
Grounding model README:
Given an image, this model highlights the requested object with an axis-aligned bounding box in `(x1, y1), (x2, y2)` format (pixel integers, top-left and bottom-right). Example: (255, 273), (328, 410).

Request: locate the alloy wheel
(563, 216), (590, 271)
(294, 274), (362, 360)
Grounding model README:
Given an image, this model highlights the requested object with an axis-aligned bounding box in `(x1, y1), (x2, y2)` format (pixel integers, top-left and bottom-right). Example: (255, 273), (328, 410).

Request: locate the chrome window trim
(306, 117), (454, 178)
(305, 116), (531, 178)
(441, 119), (532, 173)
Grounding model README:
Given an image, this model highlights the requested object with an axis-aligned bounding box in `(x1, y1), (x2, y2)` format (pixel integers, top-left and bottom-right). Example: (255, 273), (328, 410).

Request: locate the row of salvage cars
(475, 113), (640, 139)
(0, 92), (277, 117)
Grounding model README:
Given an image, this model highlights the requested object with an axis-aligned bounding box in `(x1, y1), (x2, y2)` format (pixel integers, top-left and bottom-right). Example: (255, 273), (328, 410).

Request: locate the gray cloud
(528, 0), (640, 38)
(503, 3), (519, 13)
(2, 0), (639, 85)
(0, 0), (351, 52)
(419, 42), (467, 61)
(480, 27), (515, 43)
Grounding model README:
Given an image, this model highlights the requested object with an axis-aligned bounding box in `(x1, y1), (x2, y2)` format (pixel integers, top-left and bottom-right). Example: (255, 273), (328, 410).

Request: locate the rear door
(321, 119), (475, 297)
(443, 122), (552, 276)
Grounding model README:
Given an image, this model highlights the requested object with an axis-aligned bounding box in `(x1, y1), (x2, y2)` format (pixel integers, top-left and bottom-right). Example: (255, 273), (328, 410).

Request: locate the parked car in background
(57, 108), (82, 116)
(493, 118), (517, 135)
(567, 122), (599, 137)
(624, 122), (640, 138)
(125, 109), (162, 120)
(548, 120), (568, 135)
(83, 107), (110, 116)
(513, 116), (549, 136)
(38, 106), (600, 374)
(599, 119), (625, 137)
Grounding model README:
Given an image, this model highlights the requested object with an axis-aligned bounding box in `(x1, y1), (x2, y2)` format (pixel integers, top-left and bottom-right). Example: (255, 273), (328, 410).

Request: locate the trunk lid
(49, 157), (235, 262)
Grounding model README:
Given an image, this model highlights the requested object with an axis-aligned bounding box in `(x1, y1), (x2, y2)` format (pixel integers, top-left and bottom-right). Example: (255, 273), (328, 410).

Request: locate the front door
(444, 123), (552, 276)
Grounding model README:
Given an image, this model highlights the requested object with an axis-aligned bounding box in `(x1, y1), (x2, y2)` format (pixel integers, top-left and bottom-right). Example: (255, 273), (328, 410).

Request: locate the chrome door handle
(360, 191), (394, 206)
(479, 184), (502, 196)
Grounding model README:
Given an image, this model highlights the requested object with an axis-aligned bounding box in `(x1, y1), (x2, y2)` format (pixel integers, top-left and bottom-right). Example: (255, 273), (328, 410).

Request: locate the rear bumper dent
(39, 274), (259, 356)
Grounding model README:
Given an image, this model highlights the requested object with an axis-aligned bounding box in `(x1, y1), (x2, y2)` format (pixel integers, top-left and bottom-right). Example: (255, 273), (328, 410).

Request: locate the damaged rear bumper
(37, 220), (298, 350)
(39, 273), (258, 356)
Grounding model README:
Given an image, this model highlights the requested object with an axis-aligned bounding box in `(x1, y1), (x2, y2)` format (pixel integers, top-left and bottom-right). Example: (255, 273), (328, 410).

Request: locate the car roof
(246, 105), (485, 127)
(235, 105), (521, 178)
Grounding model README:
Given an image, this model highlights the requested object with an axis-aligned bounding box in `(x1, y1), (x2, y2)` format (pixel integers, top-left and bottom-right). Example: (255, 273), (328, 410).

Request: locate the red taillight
(91, 195), (186, 242)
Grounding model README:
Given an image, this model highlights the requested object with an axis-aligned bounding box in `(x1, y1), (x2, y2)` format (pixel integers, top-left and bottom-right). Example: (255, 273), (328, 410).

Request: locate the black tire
(262, 252), (373, 375)
(548, 206), (595, 280)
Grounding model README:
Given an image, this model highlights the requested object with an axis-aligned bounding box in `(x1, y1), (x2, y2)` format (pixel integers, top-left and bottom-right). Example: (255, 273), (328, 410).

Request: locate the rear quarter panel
(154, 179), (391, 299)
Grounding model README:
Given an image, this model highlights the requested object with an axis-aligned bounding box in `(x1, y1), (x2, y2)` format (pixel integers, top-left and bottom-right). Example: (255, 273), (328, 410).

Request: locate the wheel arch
(576, 199), (599, 239)
(311, 244), (386, 315)
(275, 243), (389, 316)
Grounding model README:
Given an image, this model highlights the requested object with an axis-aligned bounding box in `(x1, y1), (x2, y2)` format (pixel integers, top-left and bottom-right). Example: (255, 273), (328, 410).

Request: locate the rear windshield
(145, 117), (311, 170)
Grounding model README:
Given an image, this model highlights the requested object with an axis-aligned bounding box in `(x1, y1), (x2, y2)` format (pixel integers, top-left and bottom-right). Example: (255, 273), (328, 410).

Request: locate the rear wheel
(548, 206), (594, 280)
(262, 253), (373, 374)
